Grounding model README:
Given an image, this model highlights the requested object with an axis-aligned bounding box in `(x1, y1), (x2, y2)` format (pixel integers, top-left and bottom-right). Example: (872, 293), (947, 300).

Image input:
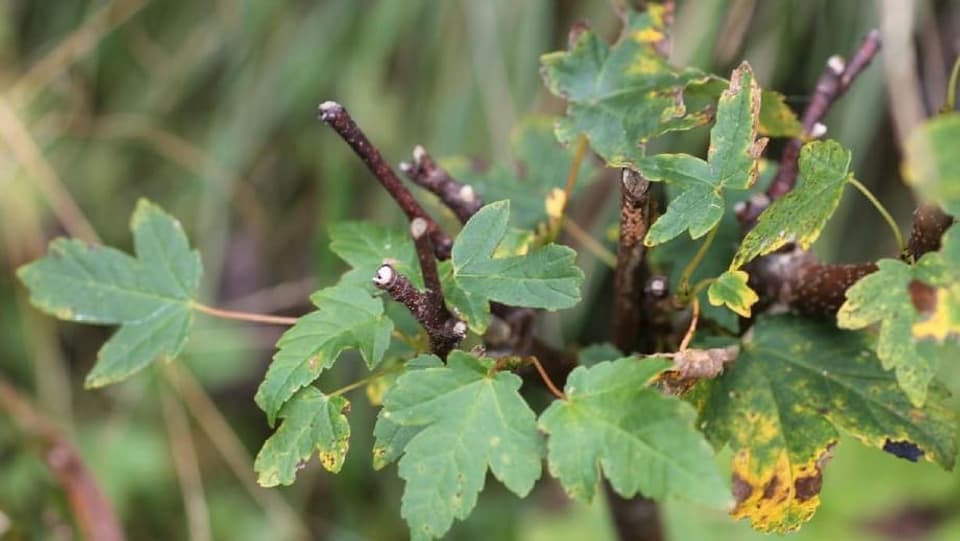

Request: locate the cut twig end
(827, 55), (846, 75)
(373, 264), (395, 287)
(317, 101), (344, 122)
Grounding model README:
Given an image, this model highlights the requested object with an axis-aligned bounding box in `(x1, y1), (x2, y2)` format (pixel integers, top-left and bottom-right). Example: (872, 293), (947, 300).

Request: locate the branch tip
(317, 100), (344, 121)
(373, 264), (395, 287)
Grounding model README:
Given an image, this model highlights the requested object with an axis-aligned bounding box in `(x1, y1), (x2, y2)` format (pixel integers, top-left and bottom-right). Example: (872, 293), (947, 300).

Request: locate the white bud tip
(452, 321), (467, 336)
(413, 145), (427, 163)
(399, 161), (413, 174)
(459, 185), (476, 203)
(810, 122), (828, 139)
(373, 265), (395, 286)
(317, 101), (343, 120)
(733, 201), (746, 214)
(410, 218), (428, 239)
(749, 193), (770, 207)
(827, 55), (846, 75)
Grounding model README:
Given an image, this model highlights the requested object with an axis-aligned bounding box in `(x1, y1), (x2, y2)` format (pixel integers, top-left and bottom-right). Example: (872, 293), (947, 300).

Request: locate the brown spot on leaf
(908, 280), (937, 315)
(762, 475), (780, 500)
(732, 472), (753, 504)
(794, 473), (822, 502)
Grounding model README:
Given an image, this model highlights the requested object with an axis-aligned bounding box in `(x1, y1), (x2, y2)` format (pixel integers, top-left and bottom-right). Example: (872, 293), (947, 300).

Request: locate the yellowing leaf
(708, 270), (758, 317)
(540, 6), (713, 167)
(17, 199), (201, 388)
(700, 315), (957, 533)
(837, 255), (950, 406)
(636, 62), (768, 245)
(913, 287), (960, 340)
(254, 387), (350, 487)
(732, 140), (851, 269)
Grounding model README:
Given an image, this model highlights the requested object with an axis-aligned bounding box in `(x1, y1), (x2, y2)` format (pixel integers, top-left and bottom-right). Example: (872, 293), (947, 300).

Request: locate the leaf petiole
(326, 363), (406, 398)
(192, 302), (299, 326)
(677, 225), (719, 299)
(846, 177), (905, 255)
(943, 54), (960, 113)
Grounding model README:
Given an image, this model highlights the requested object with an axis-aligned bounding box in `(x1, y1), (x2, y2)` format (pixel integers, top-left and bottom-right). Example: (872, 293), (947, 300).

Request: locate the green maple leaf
(732, 140), (851, 268)
(444, 200), (584, 333)
(538, 357), (728, 506)
(837, 226), (960, 406)
(443, 116), (595, 229)
(699, 315), (956, 533)
(17, 199), (201, 388)
(636, 61), (768, 246)
(255, 285), (392, 424)
(708, 270), (758, 318)
(903, 113), (960, 216)
(540, 4), (713, 167)
(254, 387), (350, 487)
(372, 354), (443, 470)
(329, 221), (422, 289)
(381, 351), (543, 540)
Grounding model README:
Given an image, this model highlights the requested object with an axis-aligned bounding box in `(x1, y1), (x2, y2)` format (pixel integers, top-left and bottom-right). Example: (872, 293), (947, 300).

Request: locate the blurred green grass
(1, 1), (958, 540)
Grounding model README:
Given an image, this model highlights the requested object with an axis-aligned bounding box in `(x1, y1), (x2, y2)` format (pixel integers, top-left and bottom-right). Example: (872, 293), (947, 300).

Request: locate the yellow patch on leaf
(730, 447), (830, 533)
(912, 287), (960, 341)
(631, 27), (664, 44)
(628, 55), (663, 76)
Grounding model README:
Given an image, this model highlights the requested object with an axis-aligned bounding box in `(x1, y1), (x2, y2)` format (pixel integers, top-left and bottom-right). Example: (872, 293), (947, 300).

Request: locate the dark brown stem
(400, 145), (483, 224)
(905, 204), (954, 262)
(738, 30), (882, 226)
(318, 101), (453, 259)
(604, 484), (664, 541)
(373, 264), (464, 358)
(609, 168), (665, 541)
(0, 380), (125, 541)
(613, 168), (656, 353)
(747, 248), (877, 316)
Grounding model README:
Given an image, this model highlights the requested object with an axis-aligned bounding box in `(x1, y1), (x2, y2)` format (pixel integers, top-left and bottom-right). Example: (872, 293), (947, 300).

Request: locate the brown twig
(373, 263), (465, 358)
(738, 30), (882, 226)
(905, 204), (954, 262)
(0, 380), (125, 541)
(399, 145), (483, 224)
(318, 101), (453, 259)
(613, 168), (656, 353)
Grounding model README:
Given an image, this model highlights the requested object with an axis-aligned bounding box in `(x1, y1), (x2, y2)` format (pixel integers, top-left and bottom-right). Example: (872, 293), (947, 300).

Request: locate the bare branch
(318, 101), (453, 259)
(400, 145), (483, 224)
(738, 30), (882, 226)
(373, 264), (464, 359)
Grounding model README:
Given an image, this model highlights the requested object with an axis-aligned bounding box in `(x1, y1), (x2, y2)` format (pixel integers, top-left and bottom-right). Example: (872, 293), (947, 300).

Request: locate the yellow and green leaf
(708, 270), (758, 317)
(699, 315), (956, 533)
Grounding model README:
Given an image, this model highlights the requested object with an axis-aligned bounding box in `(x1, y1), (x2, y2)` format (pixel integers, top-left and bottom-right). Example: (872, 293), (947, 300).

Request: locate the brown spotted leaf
(254, 387), (350, 487)
(699, 315), (956, 533)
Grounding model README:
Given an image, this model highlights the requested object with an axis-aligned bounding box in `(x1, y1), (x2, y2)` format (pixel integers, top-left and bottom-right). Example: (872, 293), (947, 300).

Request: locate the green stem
(943, 55), (960, 113)
(677, 225), (719, 298)
(327, 364), (404, 398)
(847, 177), (906, 254)
(690, 277), (716, 299)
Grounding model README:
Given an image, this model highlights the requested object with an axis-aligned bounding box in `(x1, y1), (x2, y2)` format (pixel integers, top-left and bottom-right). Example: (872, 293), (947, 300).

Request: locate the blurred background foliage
(0, 0), (958, 540)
